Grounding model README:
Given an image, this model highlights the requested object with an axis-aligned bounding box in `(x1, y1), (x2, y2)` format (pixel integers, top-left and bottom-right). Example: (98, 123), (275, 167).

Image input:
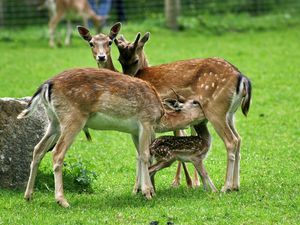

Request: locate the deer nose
(97, 55), (106, 61)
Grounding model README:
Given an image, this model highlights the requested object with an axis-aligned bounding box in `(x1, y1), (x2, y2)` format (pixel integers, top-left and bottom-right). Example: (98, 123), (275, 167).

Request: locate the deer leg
(149, 159), (176, 191)
(190, 126), (200, 188)
(48, 11), (64, 47)
(52, 118), (86, 208)
(171, 129), (191, 187)
(182, 163), (193, 188)
(138, 122), (154, 199)
(24, 121), (60, 201)
(131, 134), (141, 194)
(64, 19), (72, 46)
(193, 160), (217, 192)
(210, 117), (239, 192)
(227, 114), (241, 191)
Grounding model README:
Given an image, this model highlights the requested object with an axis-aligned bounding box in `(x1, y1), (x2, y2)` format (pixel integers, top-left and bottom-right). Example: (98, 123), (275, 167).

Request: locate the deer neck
(138, 52), (150, 71)
(97, 56), (117, 72)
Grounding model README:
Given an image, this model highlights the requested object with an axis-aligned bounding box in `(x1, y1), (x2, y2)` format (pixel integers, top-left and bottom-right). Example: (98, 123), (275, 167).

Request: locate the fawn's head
(78, 22), (121, 67)
(114, 32), (150, 75)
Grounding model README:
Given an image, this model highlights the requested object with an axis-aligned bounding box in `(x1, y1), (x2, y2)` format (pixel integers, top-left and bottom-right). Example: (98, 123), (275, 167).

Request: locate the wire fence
(0, 0), (300, 28)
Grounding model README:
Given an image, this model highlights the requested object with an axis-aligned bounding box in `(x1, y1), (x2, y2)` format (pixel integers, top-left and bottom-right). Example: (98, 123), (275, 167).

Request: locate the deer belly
(86, 113), (139, 133)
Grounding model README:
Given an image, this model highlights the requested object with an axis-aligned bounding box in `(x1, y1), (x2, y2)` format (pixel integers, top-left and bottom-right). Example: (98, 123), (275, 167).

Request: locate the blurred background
(0, 0), (300, 32)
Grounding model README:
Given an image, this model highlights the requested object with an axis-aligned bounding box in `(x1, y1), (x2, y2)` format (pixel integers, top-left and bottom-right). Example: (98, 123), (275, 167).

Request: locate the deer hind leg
(193, 160), (217, 192)
(24, 121), (60, 201)
(52, 117), (86, 208)
(48, 11), (64, 47)
(171, 130), (194, 188)
(210, 116), (239, 192)
(227, 114), (241, 191)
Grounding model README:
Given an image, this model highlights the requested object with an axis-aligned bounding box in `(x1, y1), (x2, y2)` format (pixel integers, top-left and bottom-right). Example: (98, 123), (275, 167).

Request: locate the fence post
(165, 0), (181, 30)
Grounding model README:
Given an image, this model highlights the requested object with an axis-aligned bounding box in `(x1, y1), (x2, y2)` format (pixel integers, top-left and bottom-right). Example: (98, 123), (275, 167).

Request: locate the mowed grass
(0, 23), (300, 224)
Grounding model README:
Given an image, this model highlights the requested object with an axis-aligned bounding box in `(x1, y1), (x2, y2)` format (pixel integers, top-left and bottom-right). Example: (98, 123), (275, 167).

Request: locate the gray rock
(0, 97), (48, 189)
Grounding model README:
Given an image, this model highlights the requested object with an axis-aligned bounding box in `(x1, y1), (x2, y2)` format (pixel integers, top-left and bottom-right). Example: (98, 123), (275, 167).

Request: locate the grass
(0, 21), (300, 224)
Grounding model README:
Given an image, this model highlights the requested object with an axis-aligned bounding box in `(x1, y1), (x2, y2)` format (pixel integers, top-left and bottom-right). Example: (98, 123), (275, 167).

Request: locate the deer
(40, 0), (105, 47)
(112, 33), (252, 193)
(77, 22), (121, 140)
(149, 123), (217, 193)
(77, 22), (121, 71)
(17, 68), (205, 207)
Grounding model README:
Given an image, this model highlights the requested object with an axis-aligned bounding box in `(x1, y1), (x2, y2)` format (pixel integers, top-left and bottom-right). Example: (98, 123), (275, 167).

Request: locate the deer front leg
(138, 123), (154, 199)
(131, 134), (141, 195)
(172, 129), (193, 187)
(64, 20), (72, 46)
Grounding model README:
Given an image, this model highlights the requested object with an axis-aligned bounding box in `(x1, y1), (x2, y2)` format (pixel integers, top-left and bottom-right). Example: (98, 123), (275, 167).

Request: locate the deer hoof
(171, 179), (180, 188)
(56, 198), (70, 208)
(221, 185), (233, 193)
(24, 193), (33, 201)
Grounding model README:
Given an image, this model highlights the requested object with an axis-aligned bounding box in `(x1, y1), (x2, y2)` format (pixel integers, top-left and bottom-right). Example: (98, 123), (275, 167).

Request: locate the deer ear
(77, 25), (92, 42)
(133, 32), (141, 48)
(163, 98), (182, 112)
(108, 22), (122, 40)
(139, 32), (150, 47)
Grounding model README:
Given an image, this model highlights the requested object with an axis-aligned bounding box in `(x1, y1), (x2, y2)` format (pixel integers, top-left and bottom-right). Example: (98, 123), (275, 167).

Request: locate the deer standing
(40, 0), (104, 47)
(18, 68), (205, 207)
(149, 123), (217, 192)
(113, 33), (252, 192)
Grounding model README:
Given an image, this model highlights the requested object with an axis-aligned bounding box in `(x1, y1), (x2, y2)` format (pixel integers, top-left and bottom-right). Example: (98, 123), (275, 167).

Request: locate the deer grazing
(112, 33), (252, 193)
(18, 68), (205, 207)
(77, 23), (121, 71)
(40, 0), (104, 47)
(149, 123), (217, 192)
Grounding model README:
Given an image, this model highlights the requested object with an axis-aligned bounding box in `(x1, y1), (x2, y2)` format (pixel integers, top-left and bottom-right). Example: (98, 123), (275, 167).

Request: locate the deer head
(78, 22), (121, 70)
(114, 32), (150, 75)
(157, 91), (204, 132)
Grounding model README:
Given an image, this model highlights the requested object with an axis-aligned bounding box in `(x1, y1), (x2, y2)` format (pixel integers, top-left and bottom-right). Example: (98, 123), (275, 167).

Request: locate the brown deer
(77, 23), (121, 71)
(77, 22), (121, 140)
(40, 0), (105, 47)
(18, 68), (205, 207)
(149, 123), (217, 192)
(112, 33), (252, 193)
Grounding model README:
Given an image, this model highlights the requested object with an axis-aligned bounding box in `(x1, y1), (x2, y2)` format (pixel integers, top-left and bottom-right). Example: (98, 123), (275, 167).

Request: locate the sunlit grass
(0, 22), (299, 224)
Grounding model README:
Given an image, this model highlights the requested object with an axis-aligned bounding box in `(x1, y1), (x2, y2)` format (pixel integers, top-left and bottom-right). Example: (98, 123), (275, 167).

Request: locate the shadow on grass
(35, 170), (95, 194)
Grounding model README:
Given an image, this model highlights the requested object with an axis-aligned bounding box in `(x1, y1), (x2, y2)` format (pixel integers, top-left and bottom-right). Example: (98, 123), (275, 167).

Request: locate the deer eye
(192, 100), (200, 106)
(89, 42), (94, 47)
(133, 59), (139, 65)
(108, 40), (113, 46)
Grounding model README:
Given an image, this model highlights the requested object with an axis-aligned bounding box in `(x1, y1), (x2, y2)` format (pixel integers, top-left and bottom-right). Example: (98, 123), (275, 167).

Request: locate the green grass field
(0, 22), (299, 224)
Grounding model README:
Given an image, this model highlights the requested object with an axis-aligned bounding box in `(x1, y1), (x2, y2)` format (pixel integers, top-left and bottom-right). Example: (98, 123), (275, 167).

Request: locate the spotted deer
(40, 0), (105, 47)
(112, 33), (252, 192)
(149, 123), (217, 192)
(77, 22), (121, 71)
(18, 68), (205, 207)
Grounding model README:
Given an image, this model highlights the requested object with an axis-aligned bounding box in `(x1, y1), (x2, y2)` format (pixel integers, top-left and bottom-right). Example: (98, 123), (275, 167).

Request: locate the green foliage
(0, 22), (300, 224)
(63, 156), (98, 193)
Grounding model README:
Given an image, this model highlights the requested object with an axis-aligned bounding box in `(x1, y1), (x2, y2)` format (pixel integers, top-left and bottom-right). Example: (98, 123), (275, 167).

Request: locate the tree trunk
(165, 0), (181, 30)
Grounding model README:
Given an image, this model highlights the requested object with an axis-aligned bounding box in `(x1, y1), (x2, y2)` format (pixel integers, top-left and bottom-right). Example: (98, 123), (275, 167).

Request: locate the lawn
(0, 22), (299, 224)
